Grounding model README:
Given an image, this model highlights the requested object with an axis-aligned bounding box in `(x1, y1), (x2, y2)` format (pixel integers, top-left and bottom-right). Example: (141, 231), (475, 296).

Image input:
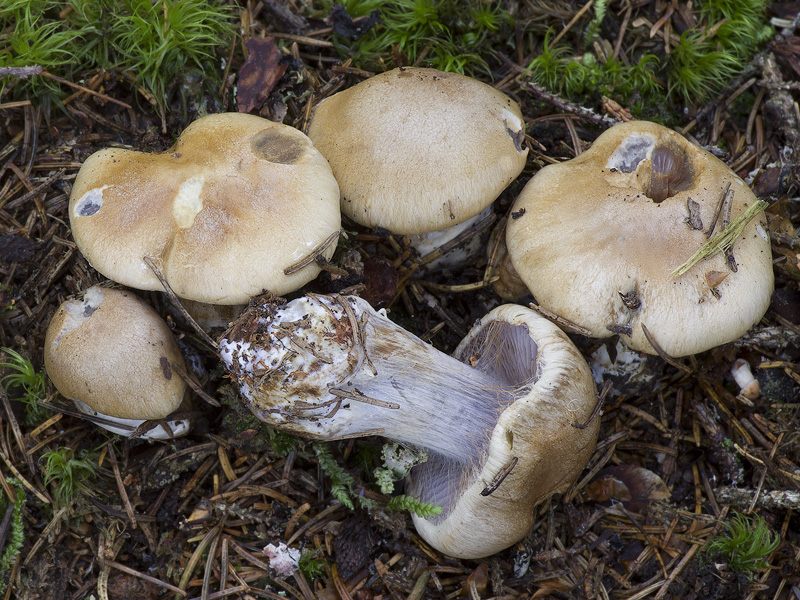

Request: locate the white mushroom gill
(407, 319), (538, 513)
(220, 294), (539, 514)
(74, 400), (191, 440)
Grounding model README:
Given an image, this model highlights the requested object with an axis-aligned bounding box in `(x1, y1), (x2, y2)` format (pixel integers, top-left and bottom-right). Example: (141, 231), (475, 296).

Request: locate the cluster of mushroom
(46, 65), (775, 560)
(46, 113), (341, 438)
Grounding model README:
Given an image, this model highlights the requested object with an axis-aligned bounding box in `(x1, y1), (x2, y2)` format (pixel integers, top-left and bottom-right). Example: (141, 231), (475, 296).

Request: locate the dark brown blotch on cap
(250, 129), (305, 164)
(643, 144), (693, 203)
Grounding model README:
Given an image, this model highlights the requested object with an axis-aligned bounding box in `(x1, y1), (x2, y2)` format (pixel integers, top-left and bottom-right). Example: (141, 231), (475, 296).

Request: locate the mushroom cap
(506, 121), (774, 357)
(408, 303), (599, 558)
(44, 286), (186, 421)
(307, 67), (529, 234)
(69, 113), (341, 305)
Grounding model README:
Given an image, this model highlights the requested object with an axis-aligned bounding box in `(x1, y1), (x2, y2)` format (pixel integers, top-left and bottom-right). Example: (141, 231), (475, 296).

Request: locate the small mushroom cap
(44, 286), (186, 420)
(409, 304), (599, 559)
(307, 67), (529, 234)
(70, 113), (341, 305)
(506, 121), (774, 357)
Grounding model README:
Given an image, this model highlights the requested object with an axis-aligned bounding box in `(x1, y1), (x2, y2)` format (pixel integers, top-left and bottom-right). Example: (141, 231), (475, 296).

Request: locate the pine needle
(671, 199), (768, 278)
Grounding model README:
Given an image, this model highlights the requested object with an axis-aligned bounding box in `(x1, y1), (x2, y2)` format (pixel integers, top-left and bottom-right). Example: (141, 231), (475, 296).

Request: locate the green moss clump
(525, 0), (773, 119)
(0, 479), (25, 597)
(316, 0), (514, 75)
(705, 512), (780, 574)
(1, 0), (235, 114)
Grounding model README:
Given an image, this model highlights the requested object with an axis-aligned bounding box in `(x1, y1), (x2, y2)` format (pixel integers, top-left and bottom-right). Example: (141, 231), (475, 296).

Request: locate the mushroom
(307, 67), (528, 266)
(731, 358), (760, 401)
(44, 286), (190, 439)
(219, 294), (599, 558)
(69, 113), (341, 314)
(504, 121), (774, 357)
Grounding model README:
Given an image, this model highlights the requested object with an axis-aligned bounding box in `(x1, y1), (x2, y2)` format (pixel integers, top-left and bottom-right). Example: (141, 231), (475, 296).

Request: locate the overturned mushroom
(504, 121), (773, 357)
(44, 286), (190, 439)
(220, 294), (598, 558)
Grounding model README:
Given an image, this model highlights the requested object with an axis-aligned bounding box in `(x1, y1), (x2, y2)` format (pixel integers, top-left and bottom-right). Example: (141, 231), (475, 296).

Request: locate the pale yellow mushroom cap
(69, 113), (341, 305)
(44, 286), (186, 421)
(307, 67), (529, 234)
(506, 121), (774, 357)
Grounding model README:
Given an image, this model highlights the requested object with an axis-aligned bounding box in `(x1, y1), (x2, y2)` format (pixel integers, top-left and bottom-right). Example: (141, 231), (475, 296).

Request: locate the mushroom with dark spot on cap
(501, 120), (773, 357)
(44, 286), (190, 439)
(69, 112), (341, 326)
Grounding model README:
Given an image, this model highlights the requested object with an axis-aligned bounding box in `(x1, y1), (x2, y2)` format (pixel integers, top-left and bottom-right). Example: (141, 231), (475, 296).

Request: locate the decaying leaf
(585, 465), (671, 512)
(236, 37), (288, 114)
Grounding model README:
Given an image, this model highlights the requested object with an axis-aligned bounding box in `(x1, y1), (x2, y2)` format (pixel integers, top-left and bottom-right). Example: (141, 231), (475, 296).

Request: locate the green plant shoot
(0, 347), (49, 427)
(671, 200), (768, 278)
(0, 478), (25, 596)
(40, 447), (99, 507)
(386, 494), (442, 518)
(373, 443), (428, 495)
(705, 511), (780, 574)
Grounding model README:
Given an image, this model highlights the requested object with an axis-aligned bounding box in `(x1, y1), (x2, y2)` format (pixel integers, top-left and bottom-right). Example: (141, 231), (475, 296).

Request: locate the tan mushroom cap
(409, 304), (599, 558)
(69, 113), (340, 305)
(506, 121), (774, 357)
(307, 67), (529, 234)
(44, 286), (186, 420)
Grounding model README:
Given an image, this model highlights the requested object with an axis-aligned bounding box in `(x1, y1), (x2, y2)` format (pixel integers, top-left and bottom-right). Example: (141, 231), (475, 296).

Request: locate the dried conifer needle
(671, 200), (767, 278)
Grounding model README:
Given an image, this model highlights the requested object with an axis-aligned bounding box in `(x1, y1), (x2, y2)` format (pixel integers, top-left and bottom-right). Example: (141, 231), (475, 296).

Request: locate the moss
(0, 0), (235, 115)
(317, 0), (513, 75)
(524, 0), (773, 119)
(705, 512), (780, 574)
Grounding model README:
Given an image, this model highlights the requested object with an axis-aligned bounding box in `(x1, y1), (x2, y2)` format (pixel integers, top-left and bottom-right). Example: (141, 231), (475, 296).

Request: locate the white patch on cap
(51, 286), (107, 350)
(606, 134), (656, 173)
(501, 108), (523, 133)
(173, 176), (205, 229)
(756, 223), (768, 241)
(73, 186), (108, 217)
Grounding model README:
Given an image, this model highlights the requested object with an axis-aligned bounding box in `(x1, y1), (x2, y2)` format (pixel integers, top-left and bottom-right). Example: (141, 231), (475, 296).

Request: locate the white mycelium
(731, 358), (760, 401)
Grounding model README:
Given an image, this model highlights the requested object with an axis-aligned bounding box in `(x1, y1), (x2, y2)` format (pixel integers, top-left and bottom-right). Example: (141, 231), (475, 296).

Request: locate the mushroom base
(220, 295), (518, 464)
(74, 400), (191, 440)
